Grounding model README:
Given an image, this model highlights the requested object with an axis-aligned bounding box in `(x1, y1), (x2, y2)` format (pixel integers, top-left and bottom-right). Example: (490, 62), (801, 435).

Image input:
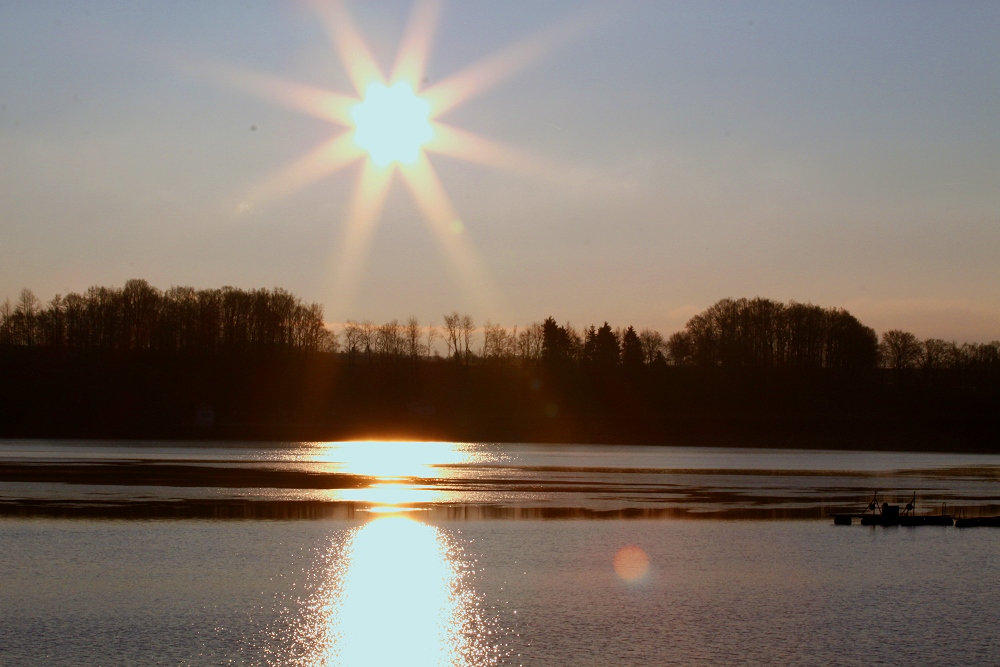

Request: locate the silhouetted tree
(375, 320), (403, 359)
(639, 328), (665, 365)
(621, 326), (644, 369)
(0, 299), (14, 345)
(443, 312), (461, 360)
(404, 317), (422, 359)
(678, 297), (878, 370)
(584, 322), (619, 368)
(424, 322), (439, 358)
(342, 320), (362, 361)
(516, 322), (543, 362)
(359, 320), (376, 360)
(460, 314), (475, 363)
(824, 308), (879, 370)
(542, 317), (573, 366)
(880, 330), (922, 370)
(13, 288), (41, 347)
(0, 281), (330, 354)
(667, 331), (694, 366)
(483, 320), (517, 361)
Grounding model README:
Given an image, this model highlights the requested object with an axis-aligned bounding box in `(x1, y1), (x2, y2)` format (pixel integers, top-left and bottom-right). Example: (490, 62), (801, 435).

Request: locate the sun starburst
(203, 0), (598, 313)
(351, 81), (433, 166)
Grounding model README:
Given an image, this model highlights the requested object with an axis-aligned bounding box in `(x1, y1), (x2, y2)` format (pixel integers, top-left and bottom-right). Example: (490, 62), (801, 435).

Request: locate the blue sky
(1, 1), (998, 340)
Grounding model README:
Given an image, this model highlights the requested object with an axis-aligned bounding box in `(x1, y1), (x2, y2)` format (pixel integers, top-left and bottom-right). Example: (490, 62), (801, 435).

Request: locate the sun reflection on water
(305, 441), (488, 479)
(304, 517), (498, 667)
(335, 484), (445, 506)
(289, 441), (509, 509)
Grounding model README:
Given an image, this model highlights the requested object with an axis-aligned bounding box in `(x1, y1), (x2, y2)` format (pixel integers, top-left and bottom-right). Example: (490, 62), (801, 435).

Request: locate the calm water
(2, 439), (999, 517)
(2, 440), (999, 665)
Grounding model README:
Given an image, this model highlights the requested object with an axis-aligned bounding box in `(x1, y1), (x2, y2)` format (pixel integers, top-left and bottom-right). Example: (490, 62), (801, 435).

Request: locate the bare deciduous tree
(359, 320), (376, 360)
(0, 299), (14, 345)
(922, 338), (951, 370)
(639, 328), (665, 365)
(667, 331), (694, 366)
(516, 322), (544, 362)
(15, 288), (40, 347)
(319, 324), (339, 353)
(424, 322), (440, 358)
(880, 330), (922, 370)
(442, 312), (461, 360)
(460, 314), (475, 363)
(342, 320), (362, 359)
(404, 316), (422, 359)
(375, 320), (403, 358)
(0, 282), (331, 353)
(482, 320), (517, 361)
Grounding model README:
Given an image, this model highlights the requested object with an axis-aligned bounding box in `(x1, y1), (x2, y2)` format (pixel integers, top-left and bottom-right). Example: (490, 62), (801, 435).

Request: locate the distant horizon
(0, 278), (1000, 343)
(3, 277), (997, 348)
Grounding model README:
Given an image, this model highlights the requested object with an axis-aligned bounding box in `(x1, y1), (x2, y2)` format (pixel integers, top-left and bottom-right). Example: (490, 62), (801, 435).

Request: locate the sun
(199, 0), (598, 312)
(351, 82), (433, 167)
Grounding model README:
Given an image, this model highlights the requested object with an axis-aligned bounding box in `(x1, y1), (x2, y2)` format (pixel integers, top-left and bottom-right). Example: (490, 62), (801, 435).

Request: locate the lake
(2, 440), (999, 665)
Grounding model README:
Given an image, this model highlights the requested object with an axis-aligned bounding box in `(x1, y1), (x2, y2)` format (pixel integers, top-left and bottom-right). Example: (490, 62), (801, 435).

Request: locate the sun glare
(351, 82), (433, 166)
(203, 0), (598, 311)
(300, 441), (508, 509)
(305, 440), (473, 478)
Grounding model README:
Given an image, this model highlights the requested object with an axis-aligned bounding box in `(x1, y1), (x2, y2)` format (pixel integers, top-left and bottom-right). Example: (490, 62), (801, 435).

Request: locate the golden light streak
(246, 132), (363, 207)
(422, 7), (602, 118)
(390, 0), (443, 86)
(186, 60), (356, 126)
(316, 0), (385, 96)
(329, 160), (394, 311)
(398, 154), (501, 310)
(427, 122), (554, 180)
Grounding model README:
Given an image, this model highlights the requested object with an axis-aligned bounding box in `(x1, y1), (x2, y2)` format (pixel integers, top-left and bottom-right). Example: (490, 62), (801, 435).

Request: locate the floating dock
(832, 492), (956, 526)
(955, 516), (1000, 528)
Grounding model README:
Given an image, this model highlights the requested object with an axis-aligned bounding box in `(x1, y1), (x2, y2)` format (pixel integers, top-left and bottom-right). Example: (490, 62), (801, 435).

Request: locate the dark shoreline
(2, 347), (997, 453)
(3, 419), (997, 454)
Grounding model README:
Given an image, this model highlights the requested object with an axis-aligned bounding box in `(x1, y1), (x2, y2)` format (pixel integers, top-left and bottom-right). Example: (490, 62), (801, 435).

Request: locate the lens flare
(613, 545), (649, 582)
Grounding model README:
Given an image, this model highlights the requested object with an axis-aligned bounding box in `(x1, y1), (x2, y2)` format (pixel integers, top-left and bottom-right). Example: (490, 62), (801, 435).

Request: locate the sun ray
(398, 154), (501, 312)
(245, 132), (364, 207)
(329, 160), (395, 312)
(204, 62), (357, 126)
(426, 122), (562, 181)
(389, 0), (443, 86)
(165, 52), (358, 125)
(422, 6), (602, 118)
(316, 0), (385, 96)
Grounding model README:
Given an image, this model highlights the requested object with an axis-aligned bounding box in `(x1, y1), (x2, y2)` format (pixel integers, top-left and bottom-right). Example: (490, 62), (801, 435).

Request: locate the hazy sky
(2, 1), (999, 341)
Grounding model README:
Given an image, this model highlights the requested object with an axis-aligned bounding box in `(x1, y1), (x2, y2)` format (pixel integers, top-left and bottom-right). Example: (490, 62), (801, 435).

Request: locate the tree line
(0, 280), (329, 353)
(666, 297), (879, 369)
(2, 281), (998, 373)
